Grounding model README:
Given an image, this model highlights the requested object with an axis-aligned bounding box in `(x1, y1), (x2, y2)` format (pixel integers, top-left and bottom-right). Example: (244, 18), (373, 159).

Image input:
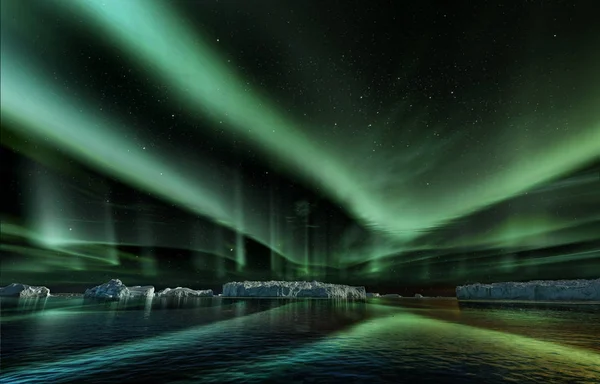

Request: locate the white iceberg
(382, 293), (401, 298)
(155, 287), (213, 298)
(366, 293), (381, 298)
(414, 293), (424, 298)
(456, 279), (600, 301)
(0, 283), (50, 298)
(84, 279), (130, 300)
(222, 281), (366, 299)
(84, 280), (214, 300)
(84, 279), (155, 300)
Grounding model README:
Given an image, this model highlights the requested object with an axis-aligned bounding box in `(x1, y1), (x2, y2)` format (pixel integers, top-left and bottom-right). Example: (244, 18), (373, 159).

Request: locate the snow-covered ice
(366, 293), (381, 298)
(222, 281), (366, 299)
(456, 279), (600, 301)
(382, 293), (401, 298)
(155, 287), (213, 298)
(0, 283), (50, 298)
(414, 293), (424, 298)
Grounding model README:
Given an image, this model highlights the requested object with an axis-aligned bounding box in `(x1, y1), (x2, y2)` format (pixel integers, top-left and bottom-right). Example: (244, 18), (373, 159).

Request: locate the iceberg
(456, 279), (600, 301)
(222, 281), (366, 299)
(414, 293), (424, 298)
(85, 279), (154, 300)
(155, 287), (213, 298)
(0, 283), (50, 298)
(84, 280), (214, 300)
(366, 293), (381, 298)
(84, 279), (131, 300)
(382, 293), (401, 298)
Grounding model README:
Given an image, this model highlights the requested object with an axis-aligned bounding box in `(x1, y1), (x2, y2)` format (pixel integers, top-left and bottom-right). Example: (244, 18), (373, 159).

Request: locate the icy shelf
(222, 281), (366, 299)
(155, 287), (213, 298)
(0, 283), (50, 298)
(456, 279), (600, 301)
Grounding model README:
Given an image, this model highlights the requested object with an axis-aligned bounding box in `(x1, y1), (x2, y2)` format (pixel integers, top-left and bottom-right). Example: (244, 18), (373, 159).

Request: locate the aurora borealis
(1, 0), (599, 292)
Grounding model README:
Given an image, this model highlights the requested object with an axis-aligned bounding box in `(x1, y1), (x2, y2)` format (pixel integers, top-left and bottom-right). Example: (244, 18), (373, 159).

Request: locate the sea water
(1, 297), (599, 383)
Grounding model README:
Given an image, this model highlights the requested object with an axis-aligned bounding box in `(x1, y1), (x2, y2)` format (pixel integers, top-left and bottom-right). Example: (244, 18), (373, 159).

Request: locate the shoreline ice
(11, 278), (597, 302)
(456, 279), (600, 301)
(83, 279), (212, 300)
(222, 280), (366, 299)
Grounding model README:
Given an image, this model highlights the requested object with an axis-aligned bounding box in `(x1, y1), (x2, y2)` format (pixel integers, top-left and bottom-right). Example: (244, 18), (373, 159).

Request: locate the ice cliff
(0, 283), (50, 298)
(456, 279), (600, 301)
(155, 287), (213, 297)
(222, 280), (366, 299)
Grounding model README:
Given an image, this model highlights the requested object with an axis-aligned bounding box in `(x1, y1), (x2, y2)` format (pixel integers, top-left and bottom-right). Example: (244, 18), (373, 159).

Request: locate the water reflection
(458, 300), (600, 313)
(1, 296), (599, 383)
(1, 297), (49, 313)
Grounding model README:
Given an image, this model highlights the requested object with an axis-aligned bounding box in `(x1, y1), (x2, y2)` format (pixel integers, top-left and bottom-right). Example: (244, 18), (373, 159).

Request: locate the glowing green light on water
(199, 308), (600, 382)
(0, 302), (280, 382)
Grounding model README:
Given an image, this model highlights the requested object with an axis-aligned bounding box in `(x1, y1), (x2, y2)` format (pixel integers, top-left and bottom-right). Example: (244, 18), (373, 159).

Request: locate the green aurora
(1, 0), (599, 289)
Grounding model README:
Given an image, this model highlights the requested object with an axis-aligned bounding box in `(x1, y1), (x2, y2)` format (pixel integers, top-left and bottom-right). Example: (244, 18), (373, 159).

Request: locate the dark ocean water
(1, 296), (599, 384)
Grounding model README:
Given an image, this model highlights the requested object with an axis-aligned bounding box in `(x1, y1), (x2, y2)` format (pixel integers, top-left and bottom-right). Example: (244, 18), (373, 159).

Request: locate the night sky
(1, 0), (599, 294)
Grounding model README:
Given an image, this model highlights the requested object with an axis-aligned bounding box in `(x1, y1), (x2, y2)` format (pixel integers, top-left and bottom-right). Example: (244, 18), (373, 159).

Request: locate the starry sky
(1, 0), (599, 294)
